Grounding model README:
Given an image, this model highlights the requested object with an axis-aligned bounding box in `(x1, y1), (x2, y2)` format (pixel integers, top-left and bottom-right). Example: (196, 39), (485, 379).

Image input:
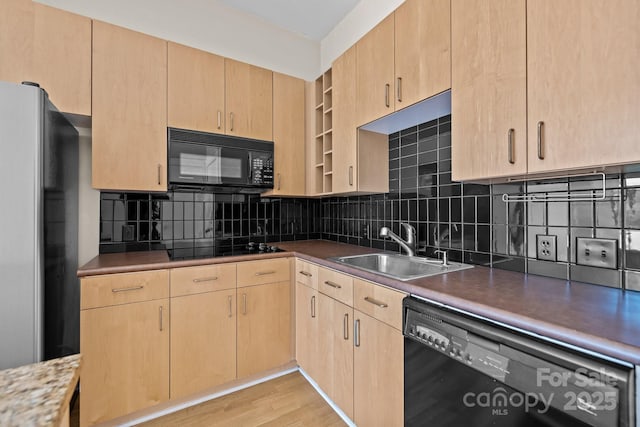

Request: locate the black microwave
(168, 128), (274, 192)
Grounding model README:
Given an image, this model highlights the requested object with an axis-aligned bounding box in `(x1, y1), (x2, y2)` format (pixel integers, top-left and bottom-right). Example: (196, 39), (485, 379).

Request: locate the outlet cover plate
(536, 235), (557, 262)
(576, 238), (618, 269)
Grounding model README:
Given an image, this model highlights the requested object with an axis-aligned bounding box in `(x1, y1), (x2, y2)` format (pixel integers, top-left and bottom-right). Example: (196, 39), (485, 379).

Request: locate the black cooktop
(169, 242), (284, 261)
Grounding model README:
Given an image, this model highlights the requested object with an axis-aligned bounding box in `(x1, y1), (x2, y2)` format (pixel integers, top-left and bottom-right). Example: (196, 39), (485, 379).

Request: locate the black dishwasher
(403, 296), (635, 427)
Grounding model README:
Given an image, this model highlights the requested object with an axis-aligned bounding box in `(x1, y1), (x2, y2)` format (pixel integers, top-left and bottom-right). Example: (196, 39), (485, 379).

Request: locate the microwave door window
(178, 146), (221, 183)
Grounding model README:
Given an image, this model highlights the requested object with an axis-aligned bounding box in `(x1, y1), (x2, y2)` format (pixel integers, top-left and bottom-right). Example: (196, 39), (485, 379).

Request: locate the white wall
(35, 0), (320, 80)
(320, 0), (405, 72)
(77, 129), (99, 266)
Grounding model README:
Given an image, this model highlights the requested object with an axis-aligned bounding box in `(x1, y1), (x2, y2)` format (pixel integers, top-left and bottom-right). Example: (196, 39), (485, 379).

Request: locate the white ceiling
(220, 0), (360, 40)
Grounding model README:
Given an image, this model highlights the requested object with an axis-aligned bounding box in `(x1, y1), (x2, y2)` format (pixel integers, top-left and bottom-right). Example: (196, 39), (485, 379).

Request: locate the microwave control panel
(250, 152), (274, 185)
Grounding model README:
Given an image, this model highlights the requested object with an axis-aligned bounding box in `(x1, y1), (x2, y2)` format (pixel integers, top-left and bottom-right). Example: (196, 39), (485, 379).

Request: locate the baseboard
(298, 368), (356, 427)
(97, 361), (298, 426)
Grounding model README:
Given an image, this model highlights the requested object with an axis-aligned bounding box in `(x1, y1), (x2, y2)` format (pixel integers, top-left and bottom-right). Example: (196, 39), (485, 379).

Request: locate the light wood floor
(136, 372), (346, 427)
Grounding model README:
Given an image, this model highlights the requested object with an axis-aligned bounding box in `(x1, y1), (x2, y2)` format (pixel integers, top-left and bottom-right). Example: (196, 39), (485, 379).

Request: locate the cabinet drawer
(81, 270), (169, 310)
(295, 258), (318, 289)
(353, 279), (405, 330)
(317, 268), (353, 306)
(170, 263), (236, 297)
(237, 258), (291, 288)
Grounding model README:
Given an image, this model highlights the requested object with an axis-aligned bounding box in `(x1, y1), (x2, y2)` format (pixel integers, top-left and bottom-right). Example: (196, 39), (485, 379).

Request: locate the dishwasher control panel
(405, 307), (510, 382)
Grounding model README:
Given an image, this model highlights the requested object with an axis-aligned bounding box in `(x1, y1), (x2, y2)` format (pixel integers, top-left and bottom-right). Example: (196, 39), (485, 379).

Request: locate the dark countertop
(78, 240), (640, 365)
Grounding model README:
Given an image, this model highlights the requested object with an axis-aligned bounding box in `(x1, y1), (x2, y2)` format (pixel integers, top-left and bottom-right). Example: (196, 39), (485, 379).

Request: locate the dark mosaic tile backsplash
(320, 115), (640, 292)
(99, 114), (640, 291)
(99, 193), (322, 259)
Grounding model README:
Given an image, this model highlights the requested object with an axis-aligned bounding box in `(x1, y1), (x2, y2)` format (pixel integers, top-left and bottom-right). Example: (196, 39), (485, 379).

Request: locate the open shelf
(310, 67), (335, 196)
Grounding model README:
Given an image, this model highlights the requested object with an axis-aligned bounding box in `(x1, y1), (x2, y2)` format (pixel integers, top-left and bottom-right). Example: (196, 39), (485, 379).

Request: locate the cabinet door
(0, 0), (34, 88)
(394, 0), (450, 108)
(527, 0), (640, 174)
(354, 312), (404, 427)
(451, 0), (527, 181)
(80, 299), (170, 426)
(316, 293), (354, 419)
(295, 282), (318, 378)
(92, 21), (167, 191)
(32, 4), (91, 115)
(332, 46), (358, 193)
(356, 14), (395, 126)
(270, 72), (306, 196)
(237, 281), (291, 378)
(170, 290), (236, 399)
(225, 59), (273, 141)
(0, 0), (91, 116)
(168, 42), (225, 134)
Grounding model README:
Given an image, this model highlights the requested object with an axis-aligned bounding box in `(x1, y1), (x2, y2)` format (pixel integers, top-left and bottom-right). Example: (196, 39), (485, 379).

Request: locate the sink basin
(330, 253), (473, 281)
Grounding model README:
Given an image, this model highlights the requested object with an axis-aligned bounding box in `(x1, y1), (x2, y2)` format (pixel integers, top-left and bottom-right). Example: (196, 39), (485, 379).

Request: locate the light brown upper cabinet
(168, 43), (225, 134)
(394, 0), (451, 108)
(331, 46), (389, 195)
(332, 46), (358, 193)
(356, 0), (451, 127)
(451, 0), (527, 181)
(526, 0), (640, 174)
(0, 0), (91, 115)
(92, 21), (168, 192)
(452, 0), (640, 181)
(356, 14), (395, 127)
(225, 59), (273, 141)
(267, 72), (306, 196)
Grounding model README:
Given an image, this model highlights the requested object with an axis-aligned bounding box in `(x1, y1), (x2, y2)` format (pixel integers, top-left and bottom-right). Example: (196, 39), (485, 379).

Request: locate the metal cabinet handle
(385, 84), (390, 108)
(277, 173), (281, 190)
(354, 319), (360, 347)
(311, 295), (316, 318)
(157, 164), (162, 185)
(537, 121), (545, 160)
(228, 295), (233, 318)
(349, 166), (353, 186)
(323, 280), (342, 289)
(255, 270), (275, 276)
(192, 276), (218, 283)
(343, 313), (349, 340)
(299, 271), (312, 277)
(230, 112), (234, 131)
(508, 129), (515, 164)
(397, 77), (402, 102)
(217, 111), (221, 129)
(364, 296), (388, 308)
(159, 306), (164, 331)
(242, 293), (247, 315)
(112, 285), (144, 293)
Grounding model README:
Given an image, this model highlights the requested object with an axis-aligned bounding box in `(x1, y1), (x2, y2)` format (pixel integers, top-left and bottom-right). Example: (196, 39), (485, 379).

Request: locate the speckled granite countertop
(0, 354), (81, 426)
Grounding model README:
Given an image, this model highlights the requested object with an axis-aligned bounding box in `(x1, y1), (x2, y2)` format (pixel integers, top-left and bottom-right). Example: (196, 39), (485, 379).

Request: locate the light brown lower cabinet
(237, 281), (292, 378)
(316, 293), (354, 419)
(295, 264), (405, 426)
(170, 290), (236, 399)
(354, 311), (404, 427)
(80, 298), (170, 427)
(295, 281), (319, 379)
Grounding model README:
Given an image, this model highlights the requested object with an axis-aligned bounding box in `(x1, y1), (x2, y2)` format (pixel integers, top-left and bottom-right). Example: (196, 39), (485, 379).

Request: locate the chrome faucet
(434, 249), (449, 267)
(379, 223), (416, 256)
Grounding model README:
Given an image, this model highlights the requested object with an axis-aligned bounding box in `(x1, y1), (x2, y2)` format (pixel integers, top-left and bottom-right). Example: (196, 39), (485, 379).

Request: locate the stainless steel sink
(330, 253), (473, 281)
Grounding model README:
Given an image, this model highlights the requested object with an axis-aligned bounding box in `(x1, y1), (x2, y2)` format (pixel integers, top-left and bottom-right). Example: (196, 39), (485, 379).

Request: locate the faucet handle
(434, 249), (449, 266)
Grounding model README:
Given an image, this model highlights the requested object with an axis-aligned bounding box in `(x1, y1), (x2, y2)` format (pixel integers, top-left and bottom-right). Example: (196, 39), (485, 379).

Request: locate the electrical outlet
(536, 235), (557, 262)
(576, 238), (618, 269)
